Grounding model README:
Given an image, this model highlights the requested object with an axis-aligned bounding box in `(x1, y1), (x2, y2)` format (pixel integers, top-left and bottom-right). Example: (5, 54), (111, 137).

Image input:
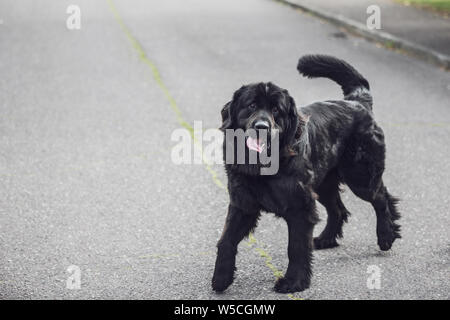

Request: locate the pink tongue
(246, 137), (265, 153)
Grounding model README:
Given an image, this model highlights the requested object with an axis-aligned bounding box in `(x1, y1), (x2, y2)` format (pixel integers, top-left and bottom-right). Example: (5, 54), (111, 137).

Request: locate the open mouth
(246, 136), (266, 154)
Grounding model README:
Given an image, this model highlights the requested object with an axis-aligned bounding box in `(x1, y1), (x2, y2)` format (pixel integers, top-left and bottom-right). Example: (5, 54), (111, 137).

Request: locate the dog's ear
(283, 94), (300, 150)
(220, 85), (247, 131)
(220, 101), (232, 131)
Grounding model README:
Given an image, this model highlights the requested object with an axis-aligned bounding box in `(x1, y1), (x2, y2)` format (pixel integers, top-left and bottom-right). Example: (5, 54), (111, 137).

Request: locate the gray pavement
(0, 0), (449, 300)
(284, 0), (450, 56)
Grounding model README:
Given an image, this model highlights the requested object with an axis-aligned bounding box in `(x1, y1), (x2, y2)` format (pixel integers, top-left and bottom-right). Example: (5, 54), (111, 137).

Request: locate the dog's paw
(377, 222), (401, 251)
(313, 237), (339, 250)
(377, 239), (393, 251)
(212, 272), (234, 293)
(377, 232), (400, 251)
(274, 277), (310, 293)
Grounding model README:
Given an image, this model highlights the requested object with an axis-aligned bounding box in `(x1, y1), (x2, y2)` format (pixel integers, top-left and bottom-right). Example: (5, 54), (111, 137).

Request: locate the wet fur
(212, 55), (401, 294)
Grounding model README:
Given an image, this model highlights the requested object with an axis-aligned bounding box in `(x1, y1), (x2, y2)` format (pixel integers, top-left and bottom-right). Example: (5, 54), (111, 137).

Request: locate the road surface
(0, 0), (449, 299)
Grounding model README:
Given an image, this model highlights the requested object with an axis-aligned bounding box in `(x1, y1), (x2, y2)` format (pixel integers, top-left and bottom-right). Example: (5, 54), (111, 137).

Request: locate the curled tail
(297, 54), (372, 109)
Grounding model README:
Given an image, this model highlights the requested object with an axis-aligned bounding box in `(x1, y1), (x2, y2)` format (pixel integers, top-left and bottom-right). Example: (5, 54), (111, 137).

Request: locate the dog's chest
(250, 176), (306, 215)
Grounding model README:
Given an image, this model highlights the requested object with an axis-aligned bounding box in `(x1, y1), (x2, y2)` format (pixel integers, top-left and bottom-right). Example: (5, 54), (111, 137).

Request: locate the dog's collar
(292, 115), (310, 156)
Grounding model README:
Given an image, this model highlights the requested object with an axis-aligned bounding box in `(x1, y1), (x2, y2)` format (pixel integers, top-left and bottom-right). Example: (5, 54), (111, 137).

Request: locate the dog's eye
(272, 107), (279, 115)
(248, 103), (256, 111)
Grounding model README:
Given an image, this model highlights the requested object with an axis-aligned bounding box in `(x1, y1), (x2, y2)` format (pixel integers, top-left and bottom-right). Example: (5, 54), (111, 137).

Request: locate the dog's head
(221, 82), (301, 161)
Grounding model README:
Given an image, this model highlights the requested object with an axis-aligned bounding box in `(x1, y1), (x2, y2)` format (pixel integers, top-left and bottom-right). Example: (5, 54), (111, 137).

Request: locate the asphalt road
(0, 0), (449, 300)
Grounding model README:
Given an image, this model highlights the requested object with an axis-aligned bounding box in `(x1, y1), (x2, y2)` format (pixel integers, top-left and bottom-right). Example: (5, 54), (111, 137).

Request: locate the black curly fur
(298, 54), (373, 110)
(212, 54), (401, 294)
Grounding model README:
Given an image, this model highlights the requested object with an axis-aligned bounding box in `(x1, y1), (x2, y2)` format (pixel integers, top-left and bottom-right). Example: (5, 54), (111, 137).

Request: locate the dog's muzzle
(254, 119), (270, 131)
(246, 118), (272, 154)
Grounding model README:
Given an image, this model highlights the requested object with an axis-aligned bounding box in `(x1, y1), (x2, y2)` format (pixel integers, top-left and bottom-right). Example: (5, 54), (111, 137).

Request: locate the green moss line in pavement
(106, 0), (301, 300)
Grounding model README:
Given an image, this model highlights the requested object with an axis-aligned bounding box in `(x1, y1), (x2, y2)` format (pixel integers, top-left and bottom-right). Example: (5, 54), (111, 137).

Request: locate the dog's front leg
(212, 205), (259, 293)
(275, 212), (315, 293)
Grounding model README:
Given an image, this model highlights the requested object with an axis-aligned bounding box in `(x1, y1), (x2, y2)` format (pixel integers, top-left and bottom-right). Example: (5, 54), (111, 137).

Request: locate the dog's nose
(254, 120), (270, 130)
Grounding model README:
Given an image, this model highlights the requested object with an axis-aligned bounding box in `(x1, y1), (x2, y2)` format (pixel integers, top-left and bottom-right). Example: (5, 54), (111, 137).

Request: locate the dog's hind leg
(314, 171), (351, 249)
(370, 184), (401, 250)
(340, 123), (401, 250)
(346, 179), (401, 251)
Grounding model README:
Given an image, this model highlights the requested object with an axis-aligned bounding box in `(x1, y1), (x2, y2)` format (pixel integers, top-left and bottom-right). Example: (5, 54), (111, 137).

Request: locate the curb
(277, 0), (450, 70)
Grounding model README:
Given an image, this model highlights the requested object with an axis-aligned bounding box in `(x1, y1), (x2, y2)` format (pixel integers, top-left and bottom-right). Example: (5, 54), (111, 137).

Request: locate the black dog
(212, 55), (401, 293)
